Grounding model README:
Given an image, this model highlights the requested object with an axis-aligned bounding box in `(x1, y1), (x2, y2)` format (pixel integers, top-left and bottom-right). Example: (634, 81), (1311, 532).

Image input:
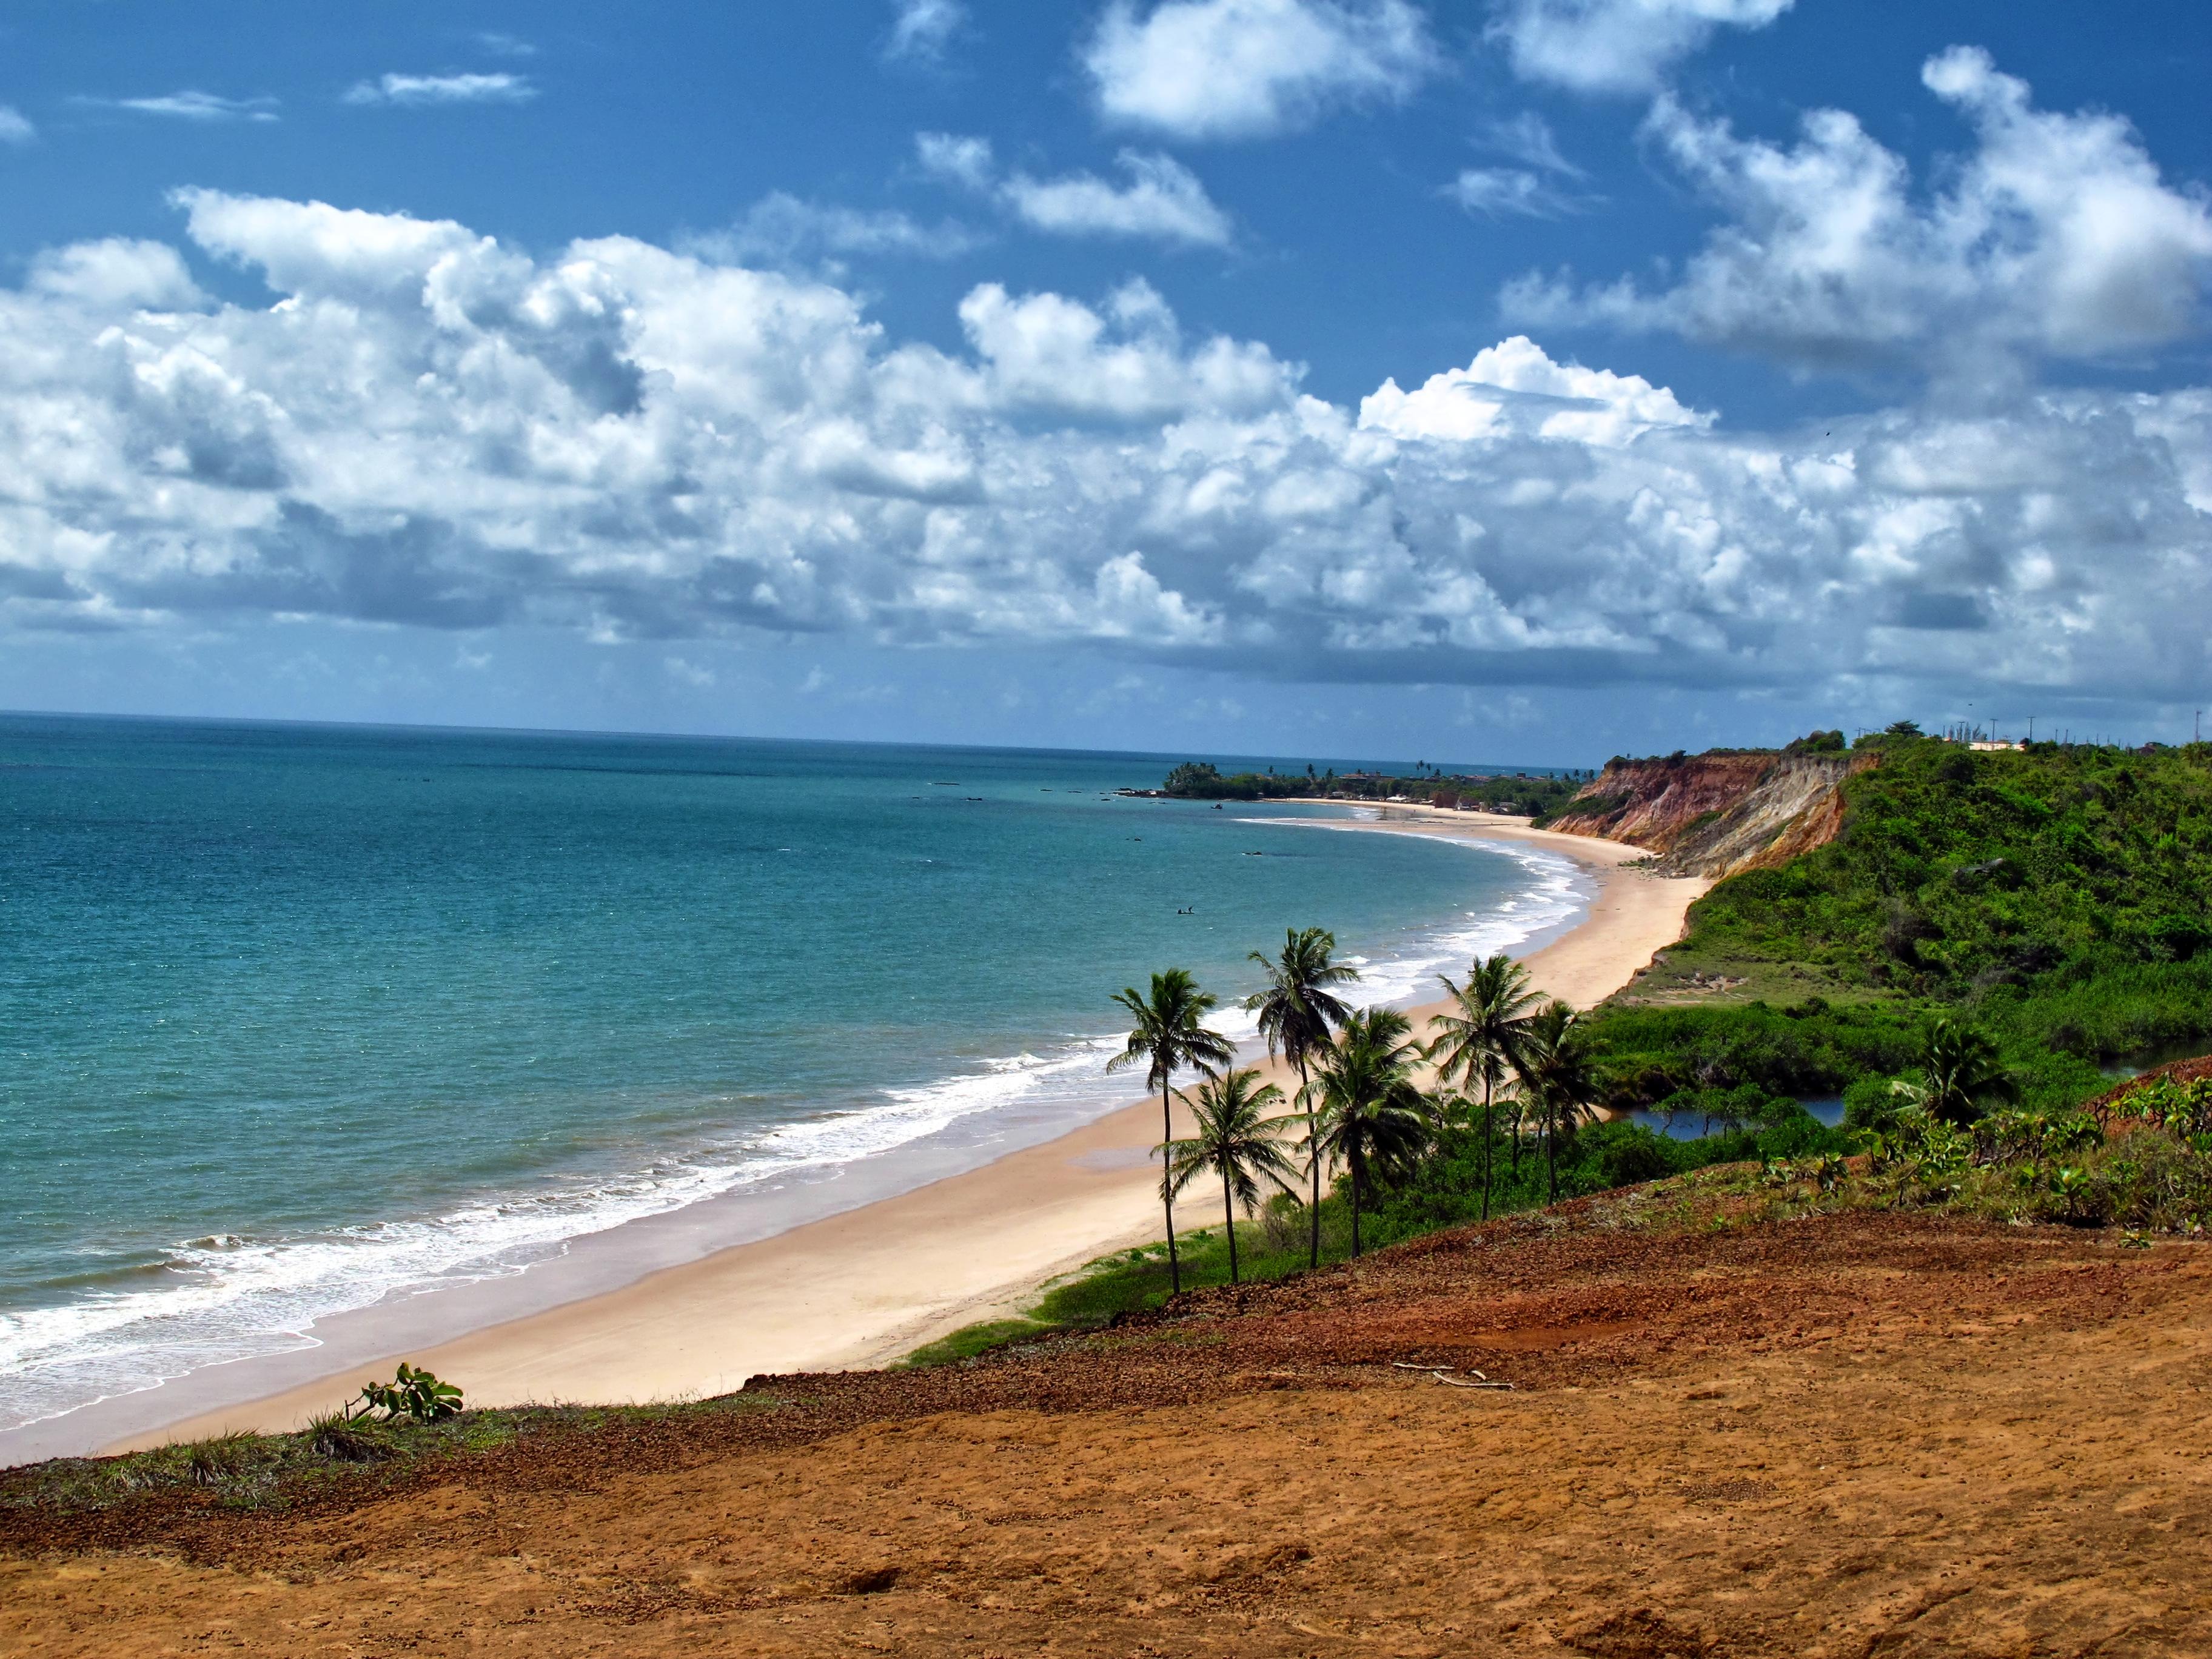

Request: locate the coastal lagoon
(0, 715), (1585, 1438)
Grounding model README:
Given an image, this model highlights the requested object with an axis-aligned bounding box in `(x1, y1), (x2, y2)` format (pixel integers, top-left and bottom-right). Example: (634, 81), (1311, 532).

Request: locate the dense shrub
(1587, 739), (2212, 1111)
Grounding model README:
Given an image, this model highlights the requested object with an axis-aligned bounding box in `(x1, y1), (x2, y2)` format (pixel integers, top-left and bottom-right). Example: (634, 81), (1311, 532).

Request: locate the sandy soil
(106, 816), (1701, 1452)
(10, 1191), (2210, 1656)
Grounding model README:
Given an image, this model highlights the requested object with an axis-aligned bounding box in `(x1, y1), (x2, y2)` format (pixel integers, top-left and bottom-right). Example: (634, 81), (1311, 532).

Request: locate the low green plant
(307, 1407), (399, 1462)
(2121, 1074), (2212, 1138)
(184, 1432), (256, 1488)
(346, 1362), (463, 1424)
(897, 1318), (1052, 1369)
(1842, 1088), (2212, 1233)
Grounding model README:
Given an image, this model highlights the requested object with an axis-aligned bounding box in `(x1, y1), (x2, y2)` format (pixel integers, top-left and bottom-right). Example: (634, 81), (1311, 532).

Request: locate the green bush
(347, 1362), (463, 1425)
(1587, 739), (2212, 1116)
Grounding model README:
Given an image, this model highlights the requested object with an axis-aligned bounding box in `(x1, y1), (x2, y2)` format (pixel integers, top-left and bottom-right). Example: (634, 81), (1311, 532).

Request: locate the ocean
(0, 714), (1586, 1437)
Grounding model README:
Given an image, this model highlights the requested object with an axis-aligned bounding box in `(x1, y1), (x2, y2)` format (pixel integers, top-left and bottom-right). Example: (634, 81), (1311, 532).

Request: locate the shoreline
(18, 815), (1703, 1463)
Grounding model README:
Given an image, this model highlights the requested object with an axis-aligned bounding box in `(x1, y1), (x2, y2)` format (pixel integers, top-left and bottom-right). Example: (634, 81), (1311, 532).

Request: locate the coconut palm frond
(1307, 1006), (1432, 1257)
(1242, 927), (1359, 1270)
(1162, 1067), (1298, 1284)
(1907, 1019), (2018, 1127)
(1109, 968), (1232, 1296)
(1426, 951), (1544, 1219)
(1512, 999), (1602, 1203)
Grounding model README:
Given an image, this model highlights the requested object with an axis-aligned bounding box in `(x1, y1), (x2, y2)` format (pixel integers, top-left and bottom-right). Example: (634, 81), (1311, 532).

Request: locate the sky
(1, 0), (2210, 765)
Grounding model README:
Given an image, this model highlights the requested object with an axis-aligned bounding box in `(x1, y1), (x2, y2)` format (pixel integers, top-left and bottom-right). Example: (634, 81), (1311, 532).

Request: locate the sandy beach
(104, 814), (1704, 1453)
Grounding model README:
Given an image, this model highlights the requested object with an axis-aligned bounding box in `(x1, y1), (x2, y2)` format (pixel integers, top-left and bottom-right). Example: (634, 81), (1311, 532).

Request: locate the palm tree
(1426, 952), (1541, 1220)
(1164, 1067), (1300, 1285)
(1108, 968), (1233, 1295)
(1244, 927), (1359, 1268)
(1513, 999), (1602, 1202)
(1307, 1007), (1431, 1257)
(1892, 1019), (2017, 1127)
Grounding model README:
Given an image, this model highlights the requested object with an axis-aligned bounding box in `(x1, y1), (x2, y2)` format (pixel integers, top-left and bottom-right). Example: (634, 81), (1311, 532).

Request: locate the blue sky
(2, 0), (2210, 763)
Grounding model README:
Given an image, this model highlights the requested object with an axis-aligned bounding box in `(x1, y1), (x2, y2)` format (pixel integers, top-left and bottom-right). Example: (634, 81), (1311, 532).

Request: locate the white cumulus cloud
(1085, 0), (1439, 140)
(1490, 0), (1793, 94)
(1506, 49), (2212, 381)
(1361, 336), (1711, 447)
(1002, 152), (1234, 246)
(919, 134), (1234, 247)
(343, 73), (536, 107)
(958, 277), (1294, 418)
(0, 187), (2203, 714)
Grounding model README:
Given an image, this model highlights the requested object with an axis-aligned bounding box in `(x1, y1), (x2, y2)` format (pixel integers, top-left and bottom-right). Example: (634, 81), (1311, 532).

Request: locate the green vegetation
(1711, 1073), (2212, 1238)
(351, 1361), (464, 1423)
(1305, 1008), (1429, 1255)
(1788, 729), (1848, 753)
(1889, 1019), (2019, 1125)
(1107, 968), (1234, 1295)
(919, 736), (2212, 1370)
(1596, 736), (2212, 1113)
(905, 1106), (1850, 1366)
(1513, 1000), (1605, 1202)
(907, 1064), (2210, 1373)
(1, 1393), (784, 1517)
(1158, 759), (1589, 817)
(1243, 926), (1359, 1267)
(297, 1363), (466, 1458)
(899, 1318), (1054, 1369)
(1162, 1067), (1299, 1284)
(910, 943), (1857, 1370)
(1426, 951), (1543, 1219)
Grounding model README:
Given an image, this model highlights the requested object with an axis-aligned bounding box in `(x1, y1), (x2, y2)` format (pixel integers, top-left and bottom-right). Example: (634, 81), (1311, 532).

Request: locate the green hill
(1591, 736), (2212, 1117)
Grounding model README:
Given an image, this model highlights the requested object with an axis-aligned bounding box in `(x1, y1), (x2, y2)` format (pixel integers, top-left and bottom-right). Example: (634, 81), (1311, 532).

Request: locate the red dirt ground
(7, 1193), (2212, 1657)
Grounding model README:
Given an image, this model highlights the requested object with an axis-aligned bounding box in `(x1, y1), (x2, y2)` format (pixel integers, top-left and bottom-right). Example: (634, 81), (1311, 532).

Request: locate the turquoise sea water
(0, 715), (1583, 1434)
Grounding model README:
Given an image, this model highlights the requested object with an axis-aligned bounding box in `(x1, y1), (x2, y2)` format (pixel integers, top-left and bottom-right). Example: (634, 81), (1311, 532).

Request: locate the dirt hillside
(1548, 749), (1873, 878)
(7, 1189), (2211, 1657)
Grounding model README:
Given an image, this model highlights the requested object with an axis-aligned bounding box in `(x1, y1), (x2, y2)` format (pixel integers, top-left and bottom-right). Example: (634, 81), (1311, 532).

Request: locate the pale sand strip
(112, 817), (1704, 1452)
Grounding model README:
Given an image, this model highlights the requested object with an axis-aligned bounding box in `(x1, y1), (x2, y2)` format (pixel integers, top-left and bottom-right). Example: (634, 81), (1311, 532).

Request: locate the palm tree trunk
(1222, 1166), (1239, 1285)
(1161, 1081), (1181, 1295)
(1510, 1102), (1522, 1175)
(1480, 1071), (1493, 1221)
(1298, 1055), (1319, 1270)
(1546, 1098), (1558, 1203)
(1349, 1150), (1363, 1258)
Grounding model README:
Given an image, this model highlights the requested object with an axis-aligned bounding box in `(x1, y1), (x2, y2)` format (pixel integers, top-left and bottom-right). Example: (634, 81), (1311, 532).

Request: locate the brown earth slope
(1549, 749), (1874, 878)
(7, 1189), (2212, 1657)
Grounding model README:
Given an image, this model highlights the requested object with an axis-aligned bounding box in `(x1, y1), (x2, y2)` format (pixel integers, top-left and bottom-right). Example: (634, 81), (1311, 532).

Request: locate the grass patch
(1589, 738), (2212, 1113)
(1, 1393), (789, 1520)
(897, 1318), (1054, 1368)
(903, 1110), (1857, 1367)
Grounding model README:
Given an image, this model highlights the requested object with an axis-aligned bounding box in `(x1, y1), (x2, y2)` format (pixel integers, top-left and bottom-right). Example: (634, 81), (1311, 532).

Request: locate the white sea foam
(1236, 820), (1590, 1011)
(0, 825), (1585, 1436)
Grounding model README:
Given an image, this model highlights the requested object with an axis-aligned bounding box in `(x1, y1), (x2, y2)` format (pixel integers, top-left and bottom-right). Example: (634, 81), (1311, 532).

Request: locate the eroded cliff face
(1547, 749), (1874, 878)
